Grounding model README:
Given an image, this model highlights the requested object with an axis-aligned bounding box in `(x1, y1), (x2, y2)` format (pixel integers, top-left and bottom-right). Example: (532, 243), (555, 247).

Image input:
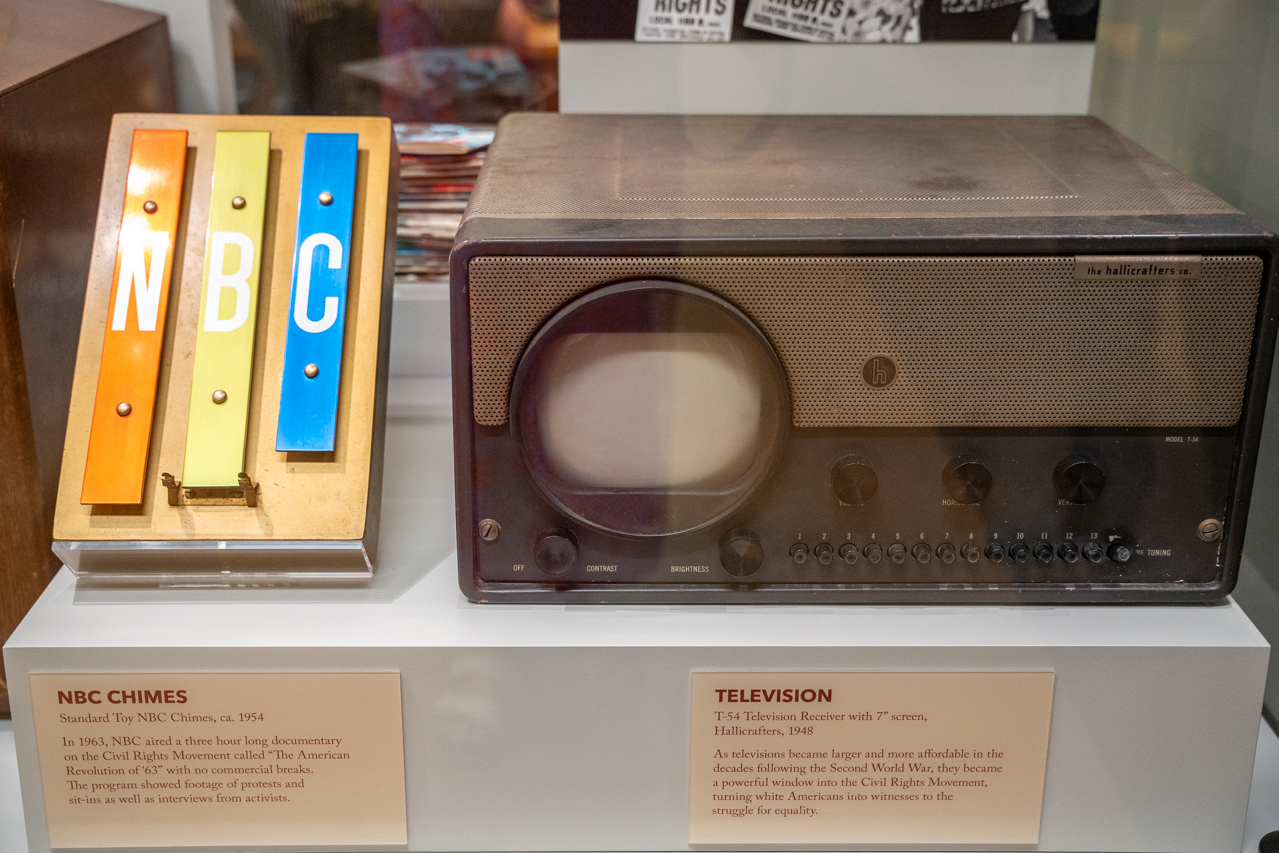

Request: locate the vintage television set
(450, 114), (1279, 604)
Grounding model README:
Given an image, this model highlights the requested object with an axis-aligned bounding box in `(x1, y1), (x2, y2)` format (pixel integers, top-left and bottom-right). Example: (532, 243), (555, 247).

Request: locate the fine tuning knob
(720, 529), (764, 577)
(831, 455), (878, 506)
(1054, 454), (1105, 504)
(943, 456), (992, 504)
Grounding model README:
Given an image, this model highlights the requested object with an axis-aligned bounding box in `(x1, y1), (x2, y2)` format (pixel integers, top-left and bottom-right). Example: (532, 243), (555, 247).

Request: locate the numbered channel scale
(51, 114), (397, 585)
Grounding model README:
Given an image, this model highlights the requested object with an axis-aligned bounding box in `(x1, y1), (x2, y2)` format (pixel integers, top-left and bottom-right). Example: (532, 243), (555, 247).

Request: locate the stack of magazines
(394, 123), (494, 283)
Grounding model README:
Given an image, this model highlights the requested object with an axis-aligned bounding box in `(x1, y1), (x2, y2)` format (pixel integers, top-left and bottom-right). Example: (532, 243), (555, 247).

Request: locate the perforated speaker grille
(468, 256), (1262, 428)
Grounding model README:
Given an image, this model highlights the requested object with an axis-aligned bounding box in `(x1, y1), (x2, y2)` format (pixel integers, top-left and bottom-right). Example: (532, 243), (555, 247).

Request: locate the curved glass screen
(537, 332), (763, 489)
(511, 280), (789, 538)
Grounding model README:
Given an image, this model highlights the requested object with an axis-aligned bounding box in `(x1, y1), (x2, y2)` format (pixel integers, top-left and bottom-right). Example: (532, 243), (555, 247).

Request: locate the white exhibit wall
(114, 0), (237, 114)
(559, 42), (1095, 115)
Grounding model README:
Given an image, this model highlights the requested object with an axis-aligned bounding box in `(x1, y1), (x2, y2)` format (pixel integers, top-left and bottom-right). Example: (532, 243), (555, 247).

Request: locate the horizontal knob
(943, 457), (992, 504)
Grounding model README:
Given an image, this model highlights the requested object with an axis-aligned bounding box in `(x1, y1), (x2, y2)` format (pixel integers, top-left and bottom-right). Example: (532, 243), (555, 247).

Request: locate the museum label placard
(29, 672), (406, 849)
(689, 671), (1054, 845)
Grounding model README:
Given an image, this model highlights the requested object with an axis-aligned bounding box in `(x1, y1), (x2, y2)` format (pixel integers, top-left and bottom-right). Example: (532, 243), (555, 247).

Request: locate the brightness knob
(831, 455), (878, 506)
(1054, 454), (1105, 504)
(943, 457), (992, 504)
(720, 529), (764, 577)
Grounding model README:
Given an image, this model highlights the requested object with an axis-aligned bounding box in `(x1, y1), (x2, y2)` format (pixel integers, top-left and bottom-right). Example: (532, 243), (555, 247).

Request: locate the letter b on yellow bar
(183, 131), (270, 487)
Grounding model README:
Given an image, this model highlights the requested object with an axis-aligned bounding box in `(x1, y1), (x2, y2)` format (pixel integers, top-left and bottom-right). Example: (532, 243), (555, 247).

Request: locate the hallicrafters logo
(862, 356), (897, 388)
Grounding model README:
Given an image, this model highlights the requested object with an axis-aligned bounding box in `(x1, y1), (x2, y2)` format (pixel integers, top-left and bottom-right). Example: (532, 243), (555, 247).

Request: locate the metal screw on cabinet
(116, 402), (132, 416)
(304, 363), (319, 378)
(143, 200), (157, 214)
(212, 389), (228, 404)
(318, 191), (333, 206)
(1197, 518), (1223, 542)
(478, 519), (501, 541)
(231, 196), (246, 209)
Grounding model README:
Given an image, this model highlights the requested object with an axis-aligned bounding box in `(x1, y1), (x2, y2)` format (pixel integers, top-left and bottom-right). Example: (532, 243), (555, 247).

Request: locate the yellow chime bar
(181, 130), (270, 487)
(81, 129), (188, 505)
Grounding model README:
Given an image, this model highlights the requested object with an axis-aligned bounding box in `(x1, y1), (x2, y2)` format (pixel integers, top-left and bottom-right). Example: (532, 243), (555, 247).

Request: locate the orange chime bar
(81, 129), (188, 505)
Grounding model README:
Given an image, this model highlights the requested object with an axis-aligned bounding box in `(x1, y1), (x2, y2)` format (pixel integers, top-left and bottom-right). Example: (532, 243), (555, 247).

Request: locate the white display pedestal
(3, 418), (1272, 853)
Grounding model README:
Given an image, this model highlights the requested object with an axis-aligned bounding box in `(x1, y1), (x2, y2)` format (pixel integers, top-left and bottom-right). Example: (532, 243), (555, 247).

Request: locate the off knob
(534, 528), (578, 576)
(720, 529), (764, 577)
(831, 455), (878, 506)
(943, 457), (992, 504)
(1054, 454), (1105, 504)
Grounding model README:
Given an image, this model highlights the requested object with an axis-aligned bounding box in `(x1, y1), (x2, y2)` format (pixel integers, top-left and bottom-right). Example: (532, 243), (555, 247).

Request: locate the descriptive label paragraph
(30, 672), (406, 849)
(689, 671), (1053, 845)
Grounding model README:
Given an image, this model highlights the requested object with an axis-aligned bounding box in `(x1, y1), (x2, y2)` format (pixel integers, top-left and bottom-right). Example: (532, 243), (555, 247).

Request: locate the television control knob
(912, 542), (932, 563)
(863, 543), (883, 563)
(1032, 541), (1054, 564)
(534, 528), (578, 576)
(985, 541), (1006, 563)
(887, 542), (907, 564)
(838, 543), (860, 564)
(790, 543), (809, 564)
(943, 457), (992, 504)
(720, 529), (764, 577)
(1108, 541), (1133, 563)
(959, 542), (981, 563)
(831, 455), (878, 506)
(1058, 541), (1080, 563)
(1054, 454), (1105, 504)
(1082, 540), (1104, 562)
(936, 542), (957, 564)
(814, 542), (835, 565)
(1007, 541), (1030, 564)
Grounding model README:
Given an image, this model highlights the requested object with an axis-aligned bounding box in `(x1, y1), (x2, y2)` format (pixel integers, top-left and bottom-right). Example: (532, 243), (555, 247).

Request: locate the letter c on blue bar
(276, 132), (359, 451)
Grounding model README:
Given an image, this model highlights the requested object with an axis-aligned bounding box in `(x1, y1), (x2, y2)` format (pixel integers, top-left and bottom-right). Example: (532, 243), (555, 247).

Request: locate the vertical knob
(1054, 454), (1105, 504)
(720, 529), (764, 577)
(534, 528), (578, 576)
(943, 457), (992, 504)
(831, 455), (878, 506)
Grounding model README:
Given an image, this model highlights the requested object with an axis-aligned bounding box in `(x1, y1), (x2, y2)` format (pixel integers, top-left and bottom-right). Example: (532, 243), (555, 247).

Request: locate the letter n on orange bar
(81, 129), (188, 504)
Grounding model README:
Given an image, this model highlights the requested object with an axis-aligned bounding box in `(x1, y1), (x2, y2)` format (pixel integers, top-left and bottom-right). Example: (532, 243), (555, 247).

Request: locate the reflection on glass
(537, 333), (763, 489)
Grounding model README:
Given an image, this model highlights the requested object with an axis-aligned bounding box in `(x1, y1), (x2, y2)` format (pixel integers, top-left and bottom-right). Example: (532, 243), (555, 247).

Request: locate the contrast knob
(720, 529), (764, 577)
(831, 455), (878, 506)
(1054, 454), (1105, 504)
(534, 528), (578, 576)
(943, 457), (992, 504)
